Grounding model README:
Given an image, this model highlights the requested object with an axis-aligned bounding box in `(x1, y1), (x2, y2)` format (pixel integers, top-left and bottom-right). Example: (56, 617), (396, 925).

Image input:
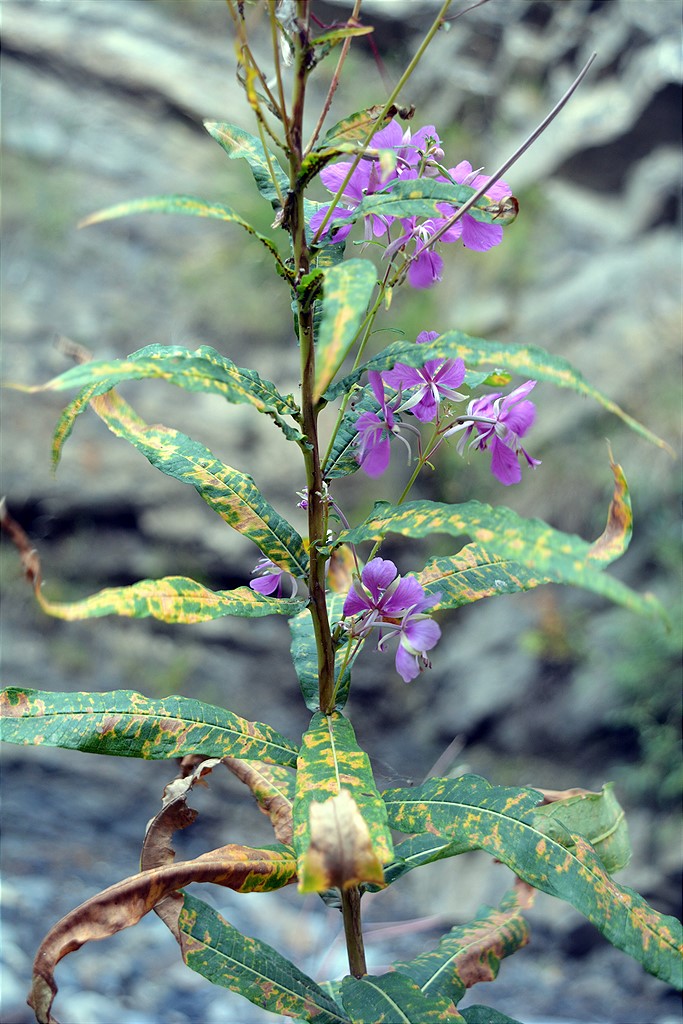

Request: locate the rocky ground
(1, 1), (681, 1022)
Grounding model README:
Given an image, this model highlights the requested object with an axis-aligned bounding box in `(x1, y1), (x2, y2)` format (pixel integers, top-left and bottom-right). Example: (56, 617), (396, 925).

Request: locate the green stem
(290, 1), (336, 716)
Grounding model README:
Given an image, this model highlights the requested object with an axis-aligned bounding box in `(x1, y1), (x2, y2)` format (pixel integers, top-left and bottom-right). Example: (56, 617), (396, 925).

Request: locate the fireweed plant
(1, 3), (681, 1023)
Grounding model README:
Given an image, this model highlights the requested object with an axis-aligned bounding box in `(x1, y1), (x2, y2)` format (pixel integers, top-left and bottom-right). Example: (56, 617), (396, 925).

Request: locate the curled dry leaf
(141, 755), (223, 940)
(301, 788), (385, 892)
(29, 844), (297, 1024)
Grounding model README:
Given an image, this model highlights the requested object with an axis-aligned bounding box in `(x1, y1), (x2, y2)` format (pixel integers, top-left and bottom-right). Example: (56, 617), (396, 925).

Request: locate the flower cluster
(342, 557), (441, 683)
(311, 121), (513, 289)
(353, 330), (540, 486)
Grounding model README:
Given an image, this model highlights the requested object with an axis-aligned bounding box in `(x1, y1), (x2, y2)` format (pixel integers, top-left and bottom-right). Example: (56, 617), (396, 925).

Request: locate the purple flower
(383, 330), (466, 422)
(438, 161), (512, 252)
(449, 380), (541, 486)
(342, 557), (441, 683)
(249, 557), (299, 598)
(353, 370), (399, 477)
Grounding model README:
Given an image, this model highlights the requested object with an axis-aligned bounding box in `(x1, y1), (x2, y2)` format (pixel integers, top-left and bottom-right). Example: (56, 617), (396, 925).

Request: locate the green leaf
(180, 893), (350, 1023)
(392, 885), (532, 1004)
(323, 386), (378, 479)
(33, 575), (304, 623)
(331, 178), (512, 233)
(316, 105), (395, 151)
(383, 776), (683, 986)
(289, 594), (356, 710)
(340, 972), (464, 1023)
(88, 389), (308, 576)
(324, 332), (670, 451)
(0, 688), (299, 766)
(27, 344), (302, 467)
(310, 25), (374, 49)
(327, 499), (665, 622)
(532, 784), (631, 874)
(314, 259), (377, 402)
(293, 711), (393, 892)
(414, 456), (636, 611)
(204, 121), (289, 208)
(461, 1009), (523, 1024)
(79, 194), (293, 281)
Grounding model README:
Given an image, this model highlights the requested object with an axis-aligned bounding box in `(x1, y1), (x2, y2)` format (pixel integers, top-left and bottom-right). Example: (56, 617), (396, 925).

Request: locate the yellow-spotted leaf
(293, 711), (393, 892)
(20, 344), (302, 460)
(204, 122), (289, 209)
(383, 776), (683, 987)
(224, 758), (295, 847)
(88, 389), (308, 576)
(36, 576), (304, 623)
(0, 688), (299, 766)
(414, 455), (635, 610)
(29, 848), (298, 1024)
(79, 194), (292, 281)
(324, 332), (669, 451)
(391, 882), (535, 1004)
(179, 893), (351, 1024)
(327, 498), (665, 622)
(314, 259), (377, 402)
(340, 972), (464, 1023)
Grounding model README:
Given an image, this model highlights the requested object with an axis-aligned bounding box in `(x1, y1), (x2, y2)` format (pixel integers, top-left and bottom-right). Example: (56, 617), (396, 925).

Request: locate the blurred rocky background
(1, 1), (681, 1022)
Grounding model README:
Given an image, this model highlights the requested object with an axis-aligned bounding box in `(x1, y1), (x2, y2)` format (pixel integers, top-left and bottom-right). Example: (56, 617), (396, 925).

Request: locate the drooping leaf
(314, 259), (377, 401)
(340, 971), (464, 1023)
(40, 576), (303, 623)
(179, 893), (350, 1023)
(392, 882), (535, 1004)
(327, 498), (665, 622)
(414, 455), (636, 611)
(78, 194), (292, 281)
(324, 332), (670, 451)
(204, 121), (289, 208)
(532, 783), (631, 874)
(0, 505), (304, 624)
(29, 845), (297, 1024)
(293, 711), (393, 892)
(21, 344), (303, 462)
(383, 776), (683, 986)
(224, 757), (295, 846)
(89, 389), (308, 576)
(0, 688), (299, 766)
(289, 593), (357, 711)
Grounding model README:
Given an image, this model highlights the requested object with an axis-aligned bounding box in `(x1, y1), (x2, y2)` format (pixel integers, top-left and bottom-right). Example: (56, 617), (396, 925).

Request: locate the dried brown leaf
(224, 756), (294, 846)
(29, 844), (297, 1024)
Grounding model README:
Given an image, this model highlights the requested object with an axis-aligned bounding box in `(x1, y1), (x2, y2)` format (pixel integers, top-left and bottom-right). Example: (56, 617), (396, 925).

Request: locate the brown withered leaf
(224, 757), (294, 846)
(141, 756), (223, 940)
(0, 500), (42, 593)
(301, 788), (385, 892)
(29, 844), (297, 1024)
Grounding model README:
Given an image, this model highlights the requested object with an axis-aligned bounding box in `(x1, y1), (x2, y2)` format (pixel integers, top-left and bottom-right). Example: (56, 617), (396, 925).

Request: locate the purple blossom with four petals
(383, 330), (466, 422)
(353, 370), (400, 477)
(342, 557), (441, 683)
(437, 161), (513, 252)
(448, 380), (541, 486)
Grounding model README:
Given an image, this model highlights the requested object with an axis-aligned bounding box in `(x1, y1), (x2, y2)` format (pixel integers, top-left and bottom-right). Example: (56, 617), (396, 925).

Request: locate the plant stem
(341, 886), (368, 978)
(290, 1), (336, 715)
